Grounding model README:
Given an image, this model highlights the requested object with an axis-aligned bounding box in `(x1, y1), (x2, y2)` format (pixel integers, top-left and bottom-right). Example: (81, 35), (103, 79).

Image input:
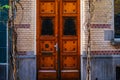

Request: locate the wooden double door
(37, 0), (80, 79)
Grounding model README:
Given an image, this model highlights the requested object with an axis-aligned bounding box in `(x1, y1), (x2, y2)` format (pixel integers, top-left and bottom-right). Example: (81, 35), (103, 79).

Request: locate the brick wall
(81, 0), (120, 55)
(14, 0), (36, 54)
(13, 0), (36, 79)
(14, 0), (120, 55)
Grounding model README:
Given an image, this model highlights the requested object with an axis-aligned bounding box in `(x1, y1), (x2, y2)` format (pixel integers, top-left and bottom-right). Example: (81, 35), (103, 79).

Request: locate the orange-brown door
(37, 0), (80, 80)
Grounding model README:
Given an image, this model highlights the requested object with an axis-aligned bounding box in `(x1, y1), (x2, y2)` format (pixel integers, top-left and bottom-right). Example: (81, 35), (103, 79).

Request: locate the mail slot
(42, 52), (53, 56)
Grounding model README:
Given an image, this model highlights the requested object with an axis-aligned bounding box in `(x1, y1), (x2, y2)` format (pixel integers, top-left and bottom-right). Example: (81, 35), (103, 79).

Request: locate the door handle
(54, 43), (58, 51)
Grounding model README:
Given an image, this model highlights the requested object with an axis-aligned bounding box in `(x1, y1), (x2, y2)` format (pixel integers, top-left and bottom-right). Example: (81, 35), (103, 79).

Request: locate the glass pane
(0, 22), (7, 31)
(41, 18), (54, 35)
(0, 0), (8, 22)
(0, 31), (6, 47)
(0, 48), (7, 63)
(114, 15), (120, 38)
(63, 18), (76, 35)
(114, 0), (120, 38)
(0, 65), (6, 80)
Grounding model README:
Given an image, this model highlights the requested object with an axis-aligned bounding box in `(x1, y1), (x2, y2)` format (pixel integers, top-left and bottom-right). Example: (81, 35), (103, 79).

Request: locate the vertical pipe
(4, 0), (9, 79)
(7, 22), (8, 80)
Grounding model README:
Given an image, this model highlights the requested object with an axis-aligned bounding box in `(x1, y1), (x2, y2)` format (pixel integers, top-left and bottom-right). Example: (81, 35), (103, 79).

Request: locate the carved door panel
(60, 0), (80, 79)
(37, 0), (80, 80)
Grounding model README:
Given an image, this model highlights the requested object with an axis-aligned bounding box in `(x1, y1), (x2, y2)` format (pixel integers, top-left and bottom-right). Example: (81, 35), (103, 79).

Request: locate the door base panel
(61, 72), (80, 79)
(38, 72), (57, 80)
(38, 72), (80, 80)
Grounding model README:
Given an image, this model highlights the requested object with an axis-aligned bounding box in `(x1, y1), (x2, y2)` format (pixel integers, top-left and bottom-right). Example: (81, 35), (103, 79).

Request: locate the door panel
(37, 0), (58, 79)
(60, 0), (80, 79)
(37, 0), (80, 79)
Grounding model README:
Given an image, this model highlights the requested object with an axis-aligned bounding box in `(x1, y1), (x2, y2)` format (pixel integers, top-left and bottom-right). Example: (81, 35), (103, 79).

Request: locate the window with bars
(63, 18), (76, 35)
(41, 18), (54, 35)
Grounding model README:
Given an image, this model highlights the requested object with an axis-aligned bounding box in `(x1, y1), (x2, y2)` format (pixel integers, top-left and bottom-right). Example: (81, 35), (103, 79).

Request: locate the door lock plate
(54, 43), (58, 51)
